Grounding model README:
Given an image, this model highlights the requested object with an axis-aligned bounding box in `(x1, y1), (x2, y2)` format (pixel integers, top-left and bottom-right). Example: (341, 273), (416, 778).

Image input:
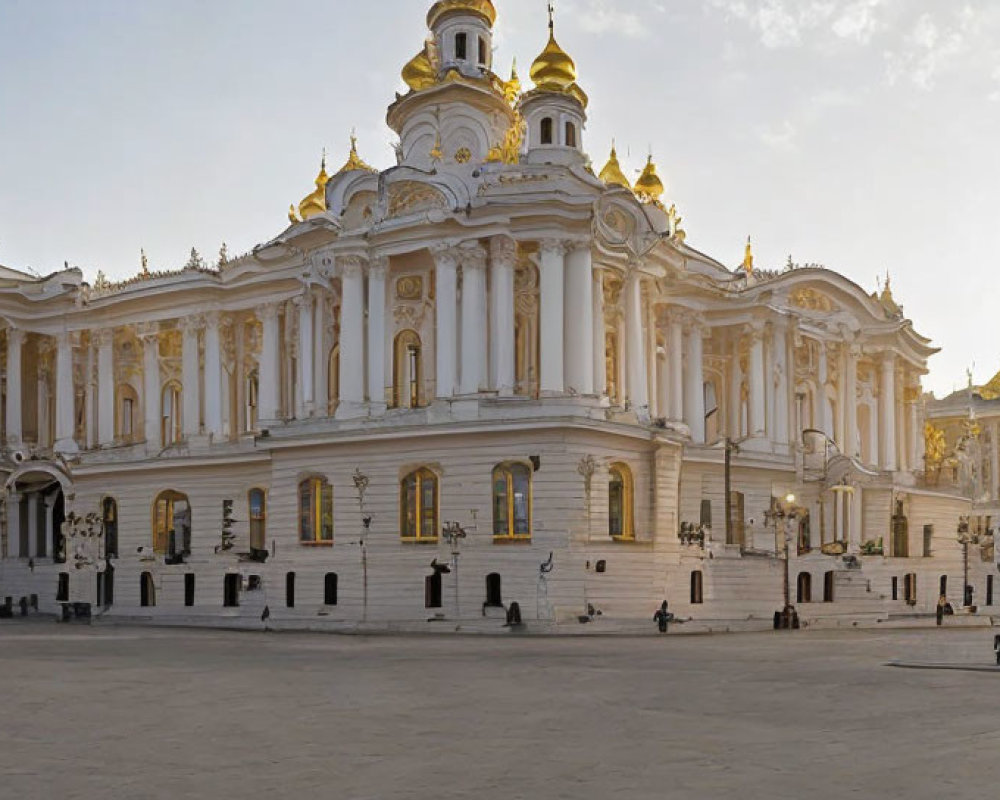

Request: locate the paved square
(1, 623), (997, 799)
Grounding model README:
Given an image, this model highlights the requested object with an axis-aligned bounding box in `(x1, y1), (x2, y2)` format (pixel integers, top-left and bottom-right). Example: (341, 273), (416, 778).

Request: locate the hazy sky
(1, 0), (998, 396)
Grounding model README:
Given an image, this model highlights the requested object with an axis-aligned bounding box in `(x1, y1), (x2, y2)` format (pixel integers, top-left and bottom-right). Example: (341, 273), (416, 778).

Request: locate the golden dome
(530, 31), (577, 92)
(427, 0), (496, 29)
(402, 45), (436, 92)
(335, 134), (377, 176)
(634, 155), (665, 203)
(598, 143), (631, 189)
(290, 154), (330, 223)
(743, 237), (754, 273)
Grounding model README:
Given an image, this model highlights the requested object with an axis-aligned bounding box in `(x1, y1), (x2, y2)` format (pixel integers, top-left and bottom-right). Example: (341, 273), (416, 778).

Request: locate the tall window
(824, 571), (835, 603)
(248, 488), (266, 551)
(161, 382), (182, 445)
(102, 497), (118, 559)
(728, 491), (746, 547)
(493, 463), (531, 539)
(393, 330), (422, 409)
(117, 384), (139, 441)
(609, 463), (634, 539)
(152, 490), (191, 556)
(478, 35), (487, 65)
(540, 117), (554, 145)
(797, 572), (812, 603)
(455, 32), (468, 60)
(245, 371), (259, 433)
(400, 468), (439, 540)
(324, 573), (338, 606)
(691, 571), (704, 604)
(299, 477), (333, 545)
(605, 330), (620, 405)
(565, 121), (577, 148)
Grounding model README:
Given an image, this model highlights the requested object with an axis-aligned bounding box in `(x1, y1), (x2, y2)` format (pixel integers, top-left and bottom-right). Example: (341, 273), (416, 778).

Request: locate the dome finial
(743, 236), (754, 273)
(599, 140), (631, 189)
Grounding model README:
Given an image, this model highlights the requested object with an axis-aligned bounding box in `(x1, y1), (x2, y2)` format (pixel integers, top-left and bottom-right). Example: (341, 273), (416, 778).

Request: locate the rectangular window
(248, 489), (266, 551)
(122, 398), (134, 437)
(455, 32), (467, 61)
(892, 576), (898, 601)
(823, 571), (835, 603)
(478, 35), (487, 65)
(299, 478), (333, 545)
(184, 574), (196, 607)
(923, 524), (933, 557)
(728, 491), (745, 547)
(987, 575), (994, 606)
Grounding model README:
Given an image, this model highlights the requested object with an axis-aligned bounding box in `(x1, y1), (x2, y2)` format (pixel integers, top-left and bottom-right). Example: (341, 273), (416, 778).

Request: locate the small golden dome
(291, 154), (330, 223)
(634, 155), (665, 202)
(743, 237), (754, 273)
(427, 0), (496, 29)
(530, 31), (577, 91)
(335, 134), (377, 176)
(402, 45), (436, 92)
(598, 143), (631, 189)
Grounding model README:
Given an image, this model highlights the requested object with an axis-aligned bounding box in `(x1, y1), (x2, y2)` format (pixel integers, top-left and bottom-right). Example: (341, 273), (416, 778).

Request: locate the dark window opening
(286, 572), (296, 608)
(987, 575), (994, 606)
(891, 500), (908, 557)
(540, 117), (554, 145)
(324, 573), (338, 606)
(728, 491), (746, 547)
(797, 572), (812, 604)
(565, 121), (577, 148)
(52, 490), (66, 564)
(425, 572), (443, 609)
(223, 574), (239, 608)
(939, 575), (948, 598)
(478, 35), (487, 65)
(823, 571), (835, 603)
(485, 573), (503, 608)
(455, 32), (468, 61)
(923, 524), (933, 557)
(98, 565), (114, 607)
(184, 573), (196, 607)
(56, 572), (69, 603)
(690, 570), (704, 604)
(892, 576), (899, 601)
(140, 572), (156, 607)
(103, 497), (118, 559)
(904, 573), (917, 605)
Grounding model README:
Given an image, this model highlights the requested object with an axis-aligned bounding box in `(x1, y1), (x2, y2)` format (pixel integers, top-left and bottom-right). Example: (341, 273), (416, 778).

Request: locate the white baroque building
(1, 0), (994, 628)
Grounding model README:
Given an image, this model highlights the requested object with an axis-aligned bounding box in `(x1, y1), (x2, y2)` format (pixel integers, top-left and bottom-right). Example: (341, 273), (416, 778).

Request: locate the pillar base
(54, 439), (79, 456)
(336, 402), (368, 421)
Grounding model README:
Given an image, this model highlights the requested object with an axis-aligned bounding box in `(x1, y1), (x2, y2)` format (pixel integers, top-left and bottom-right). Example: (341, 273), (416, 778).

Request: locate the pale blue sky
(1, 0), (997, 396)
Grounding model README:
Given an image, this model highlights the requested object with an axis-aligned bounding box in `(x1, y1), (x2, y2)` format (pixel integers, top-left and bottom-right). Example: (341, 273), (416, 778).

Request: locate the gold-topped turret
(529, 4), (588, 107)
(598, 142), (631, 189)
(504, 59), (522, 106)
(427, 0), (496, 29)
(743, 237), (754, 273)
(289, 151), (330, 224)
(402, 44), (437, 92)
(634, 155), (665, 203)
(335, 133), (377, 176)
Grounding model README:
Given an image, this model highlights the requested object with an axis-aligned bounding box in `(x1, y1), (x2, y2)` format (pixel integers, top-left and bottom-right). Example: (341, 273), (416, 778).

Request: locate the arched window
(248, 488), (266, 551)
(152, 490), (191, 557)
(565, 121), (577, 148)
(609, 463), (634, 539)
(393, 330), (423, 409)
(797, 572), (812, 603)
(540, 117), (554, 145)
(324, 573), (338, 606)
(492, 463), (531, 539)
(690, 570), (704, 604)
(455, 32), (468, 61)
(485, 573), (503, 607)
(400, 468), (439, 540)
(299, 477), (333, 545)
(116, 384), (139, 441)
(328, 344), (340, 415)
(161, 382), (182, 445)
(102, 497), (118, 559)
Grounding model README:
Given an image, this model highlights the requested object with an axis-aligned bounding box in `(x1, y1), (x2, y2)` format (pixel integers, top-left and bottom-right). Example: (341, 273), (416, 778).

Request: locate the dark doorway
(690, 571), (704, 604)
(823, 571), (835, 603)
(324, 573), (338, 606)
(987, 575), (994, 606)
(797, 572), (812, 603)
(223, 574), (239, 608)
(102, 497), (118, 559)
(425, 572), (442, 609)
(940, 575), (948, 597)
(485, 573), (502, 608)
(96, 566), (114, 608)
(52, 490), (66, 563)
(56, 572), (69, 603)
(184, 574), (196, 607)
(892, 576), (898, 601)
(285, 572), (296, 608)
(140, 572), (155, 607)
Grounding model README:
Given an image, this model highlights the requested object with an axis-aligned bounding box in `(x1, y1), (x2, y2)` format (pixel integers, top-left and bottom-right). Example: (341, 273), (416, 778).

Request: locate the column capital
(202, 310), (222, 329)
(93, 328), (114, 348)
(134, 321), (160, 342)
(538, 238), (569, 258)
(368, 255), (389, 279)
(339, 255), (366, 279)
(5, 326), (25, 347)
(459, 243), (487, 271)
(489, 235), (517, 265)
(177, 315), (205, 334)
(256, 301), (282, 323)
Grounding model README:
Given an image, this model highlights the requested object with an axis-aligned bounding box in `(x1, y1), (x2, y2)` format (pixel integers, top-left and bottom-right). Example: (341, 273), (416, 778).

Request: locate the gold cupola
(402, 43), (437, 92)
(743, 237), (754, 273)
(634, 155), (665, 204)
(599, 143), (631, 189)
(334, 133), (377, 176)
(529, 9), (588, 107)
(427, 0), (496, 29)
(289, 153), (330, 224)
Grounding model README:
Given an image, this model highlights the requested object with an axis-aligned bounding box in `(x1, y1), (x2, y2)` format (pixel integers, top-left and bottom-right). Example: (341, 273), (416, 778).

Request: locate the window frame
(492, 462), (532, 541)
(298, 477), (334, 546)
(608, 462), (635, 541)
(151, 490), (191, 556)
(540, 117), (554, 145)
(248, 487), (267, 551)
(564, 120), (577, 148)
(400, 467), (440, 542)
(455, 32), (468, 61)
(160, 381), (183, 446)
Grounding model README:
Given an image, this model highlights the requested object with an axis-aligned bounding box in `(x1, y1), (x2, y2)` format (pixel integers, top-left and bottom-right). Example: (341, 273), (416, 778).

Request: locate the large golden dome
(427, 0), (496, 29)
(402, 45), (436, 92)
(598, 144), (631, 190)
(530, 31), (577, 91)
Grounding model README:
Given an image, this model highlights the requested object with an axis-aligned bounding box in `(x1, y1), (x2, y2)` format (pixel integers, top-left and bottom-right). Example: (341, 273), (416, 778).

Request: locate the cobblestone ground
(1, 622), (998, 800)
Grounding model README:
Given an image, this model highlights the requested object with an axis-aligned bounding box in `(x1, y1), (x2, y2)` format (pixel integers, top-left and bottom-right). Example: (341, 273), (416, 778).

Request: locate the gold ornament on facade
(977, 369), (1000, 400)
(289, 151), (330, 224)
(396, 275), (424, 301)
(790, 287), (835, 313)
(335, 134), (377, 176)
(454, 147), (472, 164)
(634, 155), (665, 205)
(667, 204), (686, 242)
(742, 237), (754, 274)
(386, 181), (448, 218)
(504, 60), (522, 106)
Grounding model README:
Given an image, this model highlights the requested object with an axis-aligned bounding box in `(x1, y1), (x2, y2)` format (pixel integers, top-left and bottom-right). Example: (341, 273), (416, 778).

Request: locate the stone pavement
(1, 621), (998, 800)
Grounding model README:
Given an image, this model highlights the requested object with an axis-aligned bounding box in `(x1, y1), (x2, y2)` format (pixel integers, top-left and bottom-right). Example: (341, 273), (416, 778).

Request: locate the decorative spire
(529, 1), (587, 106)
(289, 149), (334, 224)
(504, 58), (522, 105)
(140, 248), (149, 276)
(743, 236), (754, 273)
(598, 141), (631, 189)
(634, 154), (665, 204)
(336, 132), (376, 175)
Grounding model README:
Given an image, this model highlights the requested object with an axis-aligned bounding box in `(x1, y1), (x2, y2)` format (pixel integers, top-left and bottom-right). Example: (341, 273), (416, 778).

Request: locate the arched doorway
(5, 466), (71, 563)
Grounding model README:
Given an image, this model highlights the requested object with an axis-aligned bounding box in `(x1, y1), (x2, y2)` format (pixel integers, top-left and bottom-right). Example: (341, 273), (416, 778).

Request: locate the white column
(203, 314), (223, 439)
(908, 394), (920, 476)
(490, 237), (517, 396)
(844, 344), (859, 459)
(646, 302), (659, 418)
(7, 494), (21, 559)
(848, 485), (863, 555)
(625, 270), (648, 411)
(539, 239), (566, 394)
(433, 248), (458, 400)
(592, 267), (606, 398)
(366, 259), (388, 410)
(26, 493), (39, 559)
(257, 304), (281, 422)
(95, 329), (115, 446)
(180, 318), (201, 439)
(729, 332), (743, 438)
(564, 242), (594, 396)
(459, 245), (488, 395)
(772, 320), (790, 445)
(314, 289), (329, 414)
(4, 328), (23, 445)
(818, 342), (833, 439)
(684, 319), (705, 443)
(43, 495), (55, 561)
(296, 290), (314, 418)
(879, 352), (897, 471)
(338, 258), (366, 414)
(748, 324), (765, 437)
(668, 313), (684, 422)
(140, 326), (161, 452)
(991, 421), (1000, 501)
(54, 333), (78, 454)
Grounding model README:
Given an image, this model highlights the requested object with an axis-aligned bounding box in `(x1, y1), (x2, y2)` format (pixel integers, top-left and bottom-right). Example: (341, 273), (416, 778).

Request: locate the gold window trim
(609, 462), (635, 541)
(492, 462), (533, 541)
(399, 467), (439, 541)
(298, 477), (334, 546)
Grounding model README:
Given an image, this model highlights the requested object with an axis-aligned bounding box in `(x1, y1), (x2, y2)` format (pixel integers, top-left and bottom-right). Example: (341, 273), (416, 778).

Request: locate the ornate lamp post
(352, 468), (370, 622)
(442, 521), (467, 618)
(957, 515), (974, 609)
(764, 492), (799, 629)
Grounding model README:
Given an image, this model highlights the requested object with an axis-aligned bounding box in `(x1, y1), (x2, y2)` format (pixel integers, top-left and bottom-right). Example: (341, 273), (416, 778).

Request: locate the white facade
(0, 1), (991, 628)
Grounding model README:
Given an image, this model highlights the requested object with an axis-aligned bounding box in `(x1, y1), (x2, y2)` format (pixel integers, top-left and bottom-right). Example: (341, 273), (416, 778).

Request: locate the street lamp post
(352, 468), (370, 623)
(764, 492), (799, 629)
(442, 521), (467, 618)
(957, 515), (973, 608)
